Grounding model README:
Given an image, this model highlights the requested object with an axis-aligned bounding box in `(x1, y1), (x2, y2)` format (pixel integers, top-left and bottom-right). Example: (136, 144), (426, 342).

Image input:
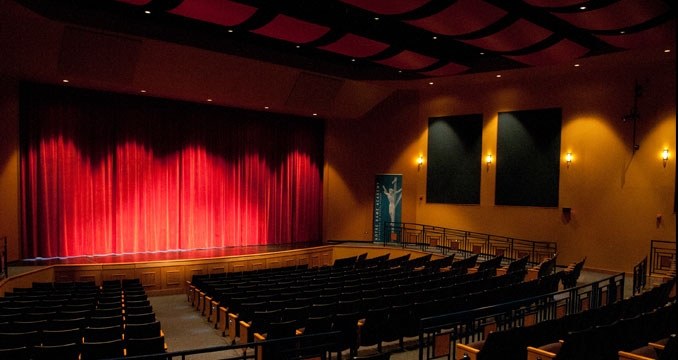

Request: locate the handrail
(106, 330), (341, 360)
(381, 222), (557, 265)
(417, 272), (625, 360)
(633, 256), (648, 295)
(0, 236), (7, 280)
(649, 240), (676, 276)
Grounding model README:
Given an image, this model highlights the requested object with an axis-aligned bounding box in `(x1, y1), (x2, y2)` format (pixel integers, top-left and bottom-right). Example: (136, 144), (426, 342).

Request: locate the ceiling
(13, 0), (677, 80)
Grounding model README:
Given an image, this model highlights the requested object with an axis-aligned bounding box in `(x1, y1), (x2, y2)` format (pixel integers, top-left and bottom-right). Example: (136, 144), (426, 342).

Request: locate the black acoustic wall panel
(427, 114), (483, 204)
(496, 108), (562, 207)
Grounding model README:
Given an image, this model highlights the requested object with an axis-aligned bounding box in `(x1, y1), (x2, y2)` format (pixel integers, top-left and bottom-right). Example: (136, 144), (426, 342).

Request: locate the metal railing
(633, 256), (648, 295)
(0, 236), (7, 280)
(107, 331), (340, 360)
(418, 272), (625, 360)
(381, 222), (557, 265)
(650, 240), (676, 277)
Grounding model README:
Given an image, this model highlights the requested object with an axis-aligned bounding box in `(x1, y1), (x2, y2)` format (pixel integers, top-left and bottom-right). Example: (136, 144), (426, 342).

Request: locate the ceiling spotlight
(574, 64), (580, 67)
(579, 6), (587, 10)
(664, 49), (671, 53)
(432, 36), (437, 40)
(144, 10), (151, 14)
(620, 30), (626, 34)
(428, 82), (434, 85)
(62, 79), (69, 83)
(398, 70), (402, 73)
(206, 98), (213, 102)
(312, 113), (318, 116)
(496, 74), (502, 78)
(228, 29), (234, 33)
(351, 58), (356, 62)
(480, 52), (485, 55)
(140, 89), (147, 93)
(295, 45), (301, 49)
(374, 17), (380, 21)
(264, 106), (269, 109)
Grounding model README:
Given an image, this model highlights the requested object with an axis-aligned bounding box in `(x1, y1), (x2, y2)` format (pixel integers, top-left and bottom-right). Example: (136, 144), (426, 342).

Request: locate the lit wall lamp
(565, 152), (573, 168)
(417, 155), (424, 171)
(662, 148), (670, 167)
(485, 154), (493, 170)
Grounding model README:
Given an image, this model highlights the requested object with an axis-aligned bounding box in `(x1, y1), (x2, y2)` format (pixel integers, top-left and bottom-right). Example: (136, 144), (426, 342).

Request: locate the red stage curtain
(20, 84), (323, 258)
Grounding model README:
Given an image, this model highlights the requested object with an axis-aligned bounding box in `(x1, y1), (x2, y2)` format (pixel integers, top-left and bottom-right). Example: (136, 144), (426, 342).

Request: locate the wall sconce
(485, 154), (493, 170)
(417, 155), (424, 171)
(662, 148), (669, 167)
(565, 152), (573, 167)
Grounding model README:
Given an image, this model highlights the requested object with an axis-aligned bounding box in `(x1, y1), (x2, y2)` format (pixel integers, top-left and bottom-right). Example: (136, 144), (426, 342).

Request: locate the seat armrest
(456, 343), (479, 360)
(526, 346), (556, 360)
(618, 351), (654, 360)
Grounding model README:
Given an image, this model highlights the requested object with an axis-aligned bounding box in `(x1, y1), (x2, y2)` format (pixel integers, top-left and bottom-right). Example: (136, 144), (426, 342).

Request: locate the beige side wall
(324, 59), (676, 273)
(0, 77), (20, 261)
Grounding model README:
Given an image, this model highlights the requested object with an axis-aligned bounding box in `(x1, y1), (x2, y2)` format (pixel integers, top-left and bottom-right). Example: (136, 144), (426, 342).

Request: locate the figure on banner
(382, 178), (402, 223)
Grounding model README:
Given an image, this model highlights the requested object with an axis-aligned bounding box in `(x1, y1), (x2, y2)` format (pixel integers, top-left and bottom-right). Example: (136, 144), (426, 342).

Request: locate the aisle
(149, 294), (239, 359)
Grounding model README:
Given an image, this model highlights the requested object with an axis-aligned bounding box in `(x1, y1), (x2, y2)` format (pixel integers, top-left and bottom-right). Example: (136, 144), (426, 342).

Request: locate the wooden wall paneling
(229, 261), (249, 273)
(208, 263), (227, 275)
(101, 265), (135, 282)
(184, 264), (208, 283)
(266, 257), (283, 269)
(296, 255), (310, 267)
(161, 266), (184, 290)
(310, 254), (321, 268)
(320, 251), (331, 266)
(250, 259), (266, 270)
(135, 267), (161, 291)
(283, 256), (297, 267)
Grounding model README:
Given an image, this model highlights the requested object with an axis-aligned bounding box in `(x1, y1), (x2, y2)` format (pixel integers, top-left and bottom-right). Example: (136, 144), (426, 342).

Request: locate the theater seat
(126, 335), (167, 356)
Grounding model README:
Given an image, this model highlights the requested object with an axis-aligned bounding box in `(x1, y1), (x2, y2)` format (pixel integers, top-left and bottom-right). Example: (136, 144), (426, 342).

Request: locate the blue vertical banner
(373, 174), (402, 242)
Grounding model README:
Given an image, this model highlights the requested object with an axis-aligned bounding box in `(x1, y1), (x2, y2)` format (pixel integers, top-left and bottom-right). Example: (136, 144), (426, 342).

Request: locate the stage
(10, 242), (324, 266)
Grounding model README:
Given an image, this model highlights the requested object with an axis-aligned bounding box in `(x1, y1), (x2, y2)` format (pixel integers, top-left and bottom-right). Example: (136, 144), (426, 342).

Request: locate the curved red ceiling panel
(596, 20), (676, 49)
(168, 0), (258, 27)
(317, 33), (389, 58)
(418, 62), (469, 77)
(404, 0), (507, 36)
(250, 15), (330, 44)
(504, 39), (589, 66)
(337, 0), (430, 15)
(553, 0), (669, 31)
(459, 19), (552, 52)
(374, 50), (438, 70)
(523, 0), (586, 7)
(114, 0), (152, 5)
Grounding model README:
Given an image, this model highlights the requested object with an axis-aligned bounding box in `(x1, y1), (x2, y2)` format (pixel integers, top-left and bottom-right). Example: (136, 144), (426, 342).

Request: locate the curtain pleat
(20, 84), (323, 258)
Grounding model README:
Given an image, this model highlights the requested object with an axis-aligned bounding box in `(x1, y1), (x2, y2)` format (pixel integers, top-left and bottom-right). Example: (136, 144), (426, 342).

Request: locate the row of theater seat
(187, 253), (560, 359)
(0, 279), (166, 359)
(456, 277), (677, 360)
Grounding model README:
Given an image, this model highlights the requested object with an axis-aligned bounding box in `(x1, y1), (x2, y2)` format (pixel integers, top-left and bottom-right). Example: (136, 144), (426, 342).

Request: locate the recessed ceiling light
(480, 52), (485, 55)
(228, 29), (234, 33)
(264, 106), (269, 109)
(144, 10), (151, 14)
(206, 98), (213, 102)
(574, 64), (580, 67)
(351, 58), (356, 62)
(432, 36), (437, 40)
(428, 82), (434, 85)
(496, 74), (502, 78)
(374, 17), (380, 21)
(620, 30), (626, 34)
(140, 89), (147, 93)
(398, 70), (402, 73)
(579, 6), (586, 10)
(312, 113), (318, 116)
(62, 79), (69, 83)
(664, 49), (671, 53)
(295, 45), (301, 49)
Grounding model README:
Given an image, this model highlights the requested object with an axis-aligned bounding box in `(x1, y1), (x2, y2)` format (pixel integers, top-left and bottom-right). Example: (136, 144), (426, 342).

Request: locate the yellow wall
(0, 77), (20, 261)
(324, 57), (676, 273)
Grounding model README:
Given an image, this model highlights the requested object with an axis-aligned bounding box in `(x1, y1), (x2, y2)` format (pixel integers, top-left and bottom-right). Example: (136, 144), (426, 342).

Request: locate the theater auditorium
(0, 0), (676, 359)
